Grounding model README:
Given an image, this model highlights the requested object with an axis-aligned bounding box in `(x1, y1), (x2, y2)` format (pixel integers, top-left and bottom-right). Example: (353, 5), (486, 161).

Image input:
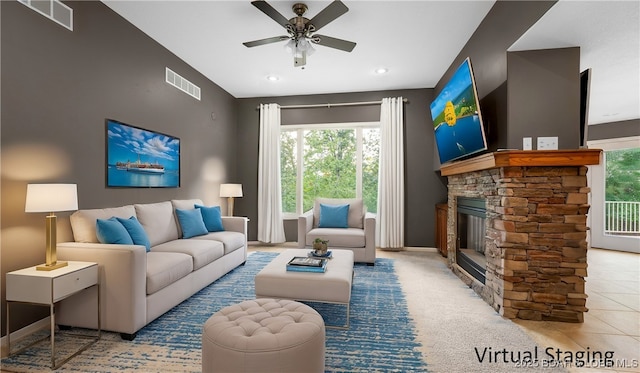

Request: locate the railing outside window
(605, 201), (640, 236)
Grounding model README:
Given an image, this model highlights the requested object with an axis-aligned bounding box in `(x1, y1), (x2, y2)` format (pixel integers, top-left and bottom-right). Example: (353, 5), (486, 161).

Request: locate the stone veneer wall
(447, 166), (590, 322)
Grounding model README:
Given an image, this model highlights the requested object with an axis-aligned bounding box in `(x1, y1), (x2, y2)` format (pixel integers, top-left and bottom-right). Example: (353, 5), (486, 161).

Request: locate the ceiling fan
(243, 0), (356, 67)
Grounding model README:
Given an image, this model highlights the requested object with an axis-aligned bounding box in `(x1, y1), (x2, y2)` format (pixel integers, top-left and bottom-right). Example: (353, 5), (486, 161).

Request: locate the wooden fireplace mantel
(439, 149), (602, 176)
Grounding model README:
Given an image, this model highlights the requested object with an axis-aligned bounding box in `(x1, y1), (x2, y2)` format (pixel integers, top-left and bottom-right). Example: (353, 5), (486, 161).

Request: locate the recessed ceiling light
(375, 68), (388, 74)
(266, 75), (280, 81)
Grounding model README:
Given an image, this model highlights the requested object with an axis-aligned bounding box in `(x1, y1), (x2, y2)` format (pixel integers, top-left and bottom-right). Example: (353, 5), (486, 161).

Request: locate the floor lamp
(25, 183), (78, 271)
(220, 183), (243, 216)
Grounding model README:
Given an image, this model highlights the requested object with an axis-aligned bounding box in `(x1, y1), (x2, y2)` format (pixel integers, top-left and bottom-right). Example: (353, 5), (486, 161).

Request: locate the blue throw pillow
(116, 216), (151, 252)
(175, 208), (208, 238)
(195, 204), (225, 232)
(318, 203), (350, 228)
(96, 217), (134, 245)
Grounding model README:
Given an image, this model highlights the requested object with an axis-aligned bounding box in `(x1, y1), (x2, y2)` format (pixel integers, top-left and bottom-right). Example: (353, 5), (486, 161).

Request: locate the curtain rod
(256, 98), (408, 110)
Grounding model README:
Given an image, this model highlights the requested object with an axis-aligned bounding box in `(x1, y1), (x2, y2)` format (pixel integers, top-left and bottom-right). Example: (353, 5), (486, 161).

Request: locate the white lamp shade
(25, 184), (78, 213)
(220, 183), (243, 198)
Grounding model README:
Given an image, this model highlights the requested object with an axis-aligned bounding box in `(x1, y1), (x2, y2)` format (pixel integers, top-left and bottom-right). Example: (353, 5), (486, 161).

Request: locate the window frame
(281, 121), (380, 219)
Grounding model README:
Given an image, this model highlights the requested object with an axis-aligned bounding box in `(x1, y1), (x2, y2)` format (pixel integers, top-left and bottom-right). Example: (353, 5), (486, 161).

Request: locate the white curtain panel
(377, 97), (405, 249)
(257, 103), (286, 243)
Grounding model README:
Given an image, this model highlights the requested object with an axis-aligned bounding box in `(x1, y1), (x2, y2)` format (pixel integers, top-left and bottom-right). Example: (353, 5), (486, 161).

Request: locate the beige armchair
(298, 198), (376, 265)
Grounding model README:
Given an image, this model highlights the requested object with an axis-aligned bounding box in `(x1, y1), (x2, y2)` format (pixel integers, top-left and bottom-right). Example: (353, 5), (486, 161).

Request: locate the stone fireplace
(440, 150), (601, 323)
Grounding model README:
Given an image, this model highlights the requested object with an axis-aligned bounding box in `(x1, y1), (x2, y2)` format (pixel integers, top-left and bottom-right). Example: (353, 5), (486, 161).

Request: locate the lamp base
(227, 197), (235, 216)
(36, 261), (68, 271)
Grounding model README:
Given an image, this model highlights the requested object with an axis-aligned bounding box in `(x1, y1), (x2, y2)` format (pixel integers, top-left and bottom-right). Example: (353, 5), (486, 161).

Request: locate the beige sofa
(298, 198), (376, 265)
(56, 199), (247, 340)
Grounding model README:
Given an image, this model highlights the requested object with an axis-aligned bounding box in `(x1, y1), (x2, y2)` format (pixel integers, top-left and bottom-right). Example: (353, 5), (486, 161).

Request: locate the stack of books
(286, 256), (328, 273)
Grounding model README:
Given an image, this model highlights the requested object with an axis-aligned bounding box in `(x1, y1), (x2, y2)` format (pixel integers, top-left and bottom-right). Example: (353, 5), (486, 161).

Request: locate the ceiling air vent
(165, 68), (201, 101)
(18, 0), (73, 31)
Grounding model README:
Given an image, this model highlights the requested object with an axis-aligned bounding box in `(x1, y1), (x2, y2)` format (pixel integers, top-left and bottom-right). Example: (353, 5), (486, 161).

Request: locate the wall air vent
(18, 0), (73, 31)
(165, 68), (201, 101)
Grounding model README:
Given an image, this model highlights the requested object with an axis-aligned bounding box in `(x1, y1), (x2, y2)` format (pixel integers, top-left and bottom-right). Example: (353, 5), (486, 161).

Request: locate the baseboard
(378, 246), (438, 252)
(0, 316), (50, 358)
(403, 246), (438, 252)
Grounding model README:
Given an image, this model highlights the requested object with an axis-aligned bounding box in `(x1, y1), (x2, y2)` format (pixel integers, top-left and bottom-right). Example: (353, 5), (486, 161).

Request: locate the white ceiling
(103, 0), (639, 126)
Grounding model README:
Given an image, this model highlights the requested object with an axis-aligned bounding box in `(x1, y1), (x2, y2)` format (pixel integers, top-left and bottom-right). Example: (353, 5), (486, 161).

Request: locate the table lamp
(25, 183), (78, 271)
(219, 183), (242, 216)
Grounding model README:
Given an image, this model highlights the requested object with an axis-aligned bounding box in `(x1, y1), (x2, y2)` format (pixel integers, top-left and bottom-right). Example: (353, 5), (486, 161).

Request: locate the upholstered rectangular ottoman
(254, 249), (354, 327)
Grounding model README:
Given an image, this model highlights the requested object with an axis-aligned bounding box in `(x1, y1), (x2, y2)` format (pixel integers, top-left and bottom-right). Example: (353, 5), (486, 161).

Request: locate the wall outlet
(537, 136), (558, 150)
(523, 137), (532, 150)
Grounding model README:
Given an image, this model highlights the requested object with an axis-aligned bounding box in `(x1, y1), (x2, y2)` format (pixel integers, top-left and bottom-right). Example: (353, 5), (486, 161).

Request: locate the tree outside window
(281, 123), (379, 216)
(604, 147), (640, 235)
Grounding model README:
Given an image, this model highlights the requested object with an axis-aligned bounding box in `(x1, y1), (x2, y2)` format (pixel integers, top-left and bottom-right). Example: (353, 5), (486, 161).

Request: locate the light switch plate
(537, 136), (558, 150)
(523, 137), (532, 150)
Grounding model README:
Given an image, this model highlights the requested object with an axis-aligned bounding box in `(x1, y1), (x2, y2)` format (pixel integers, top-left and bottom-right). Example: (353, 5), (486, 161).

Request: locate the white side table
(6, 261), (100, 369)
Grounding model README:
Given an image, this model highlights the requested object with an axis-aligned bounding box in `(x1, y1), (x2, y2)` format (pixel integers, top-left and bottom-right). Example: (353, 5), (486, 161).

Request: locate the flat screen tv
(106, 119), (180, 188)
(430, 57), (487, 165)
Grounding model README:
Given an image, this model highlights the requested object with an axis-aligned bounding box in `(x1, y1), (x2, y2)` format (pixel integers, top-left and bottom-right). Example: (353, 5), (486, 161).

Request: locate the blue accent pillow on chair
(195, 204), (225, 232)
(96, 217), (134, 245)
(318, 203), (350, 228)
(116, 216), (151, 252)
(175, 208), (208, 238)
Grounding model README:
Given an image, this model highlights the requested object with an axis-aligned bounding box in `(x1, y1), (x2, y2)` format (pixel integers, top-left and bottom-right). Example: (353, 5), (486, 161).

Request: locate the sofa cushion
(306, 228), (365, 248)
(70, 205), (136, 243)
(175, 208), (208, 238)
(195, 204), (225, 232)
(146, 252), (193, 295)
(318, 203), (349, 228)
(116, 216), (151, 252)
(313, 198), (364, 229)
(135, 202), (180, 247)
(171, 199), (204, 210)
(152, 239), (224, 270)
(96, 217), (134, 245)
(191, 231), (245, 255)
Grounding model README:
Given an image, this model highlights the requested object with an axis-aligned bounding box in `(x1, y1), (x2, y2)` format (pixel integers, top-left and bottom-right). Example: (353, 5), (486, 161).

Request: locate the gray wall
(236, 89), (447, 247)
(588, 119), (640, 141)
(1, 1), (237, 336)
(507, 47), (581, 149)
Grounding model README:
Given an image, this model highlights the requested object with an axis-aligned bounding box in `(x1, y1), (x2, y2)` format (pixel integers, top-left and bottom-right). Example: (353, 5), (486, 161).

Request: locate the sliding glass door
(587, 136), (640, 253)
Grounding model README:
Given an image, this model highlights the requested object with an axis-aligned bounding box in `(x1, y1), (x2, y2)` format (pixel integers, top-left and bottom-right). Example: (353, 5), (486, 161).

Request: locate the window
(281, 122), (380, 217)
(587, 136), (640, 253)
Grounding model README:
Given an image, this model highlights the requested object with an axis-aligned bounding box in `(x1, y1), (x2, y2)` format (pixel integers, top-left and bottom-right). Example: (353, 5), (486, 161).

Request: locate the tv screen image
(430, 58), (487, 165)
(106, 119), (180, 188)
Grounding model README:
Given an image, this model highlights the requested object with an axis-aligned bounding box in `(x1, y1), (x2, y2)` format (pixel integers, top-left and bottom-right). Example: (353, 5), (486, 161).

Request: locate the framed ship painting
(106, 119), (180, 188)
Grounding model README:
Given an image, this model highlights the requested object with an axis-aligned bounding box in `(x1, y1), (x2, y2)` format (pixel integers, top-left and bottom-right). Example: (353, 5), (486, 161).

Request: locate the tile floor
(514, 247), (640, 373)
(250, 244), (639, 372)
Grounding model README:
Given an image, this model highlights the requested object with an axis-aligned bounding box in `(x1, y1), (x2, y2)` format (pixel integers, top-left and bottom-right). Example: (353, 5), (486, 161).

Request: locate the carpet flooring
(1, 252), (427, 372)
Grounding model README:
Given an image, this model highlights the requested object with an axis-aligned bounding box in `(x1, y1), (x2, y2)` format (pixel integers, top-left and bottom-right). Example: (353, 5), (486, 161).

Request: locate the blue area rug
(1, 252), (427, 372)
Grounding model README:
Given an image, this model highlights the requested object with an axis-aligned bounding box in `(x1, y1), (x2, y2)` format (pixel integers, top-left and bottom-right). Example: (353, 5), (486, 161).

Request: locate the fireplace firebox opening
(456, 197), (487, 284)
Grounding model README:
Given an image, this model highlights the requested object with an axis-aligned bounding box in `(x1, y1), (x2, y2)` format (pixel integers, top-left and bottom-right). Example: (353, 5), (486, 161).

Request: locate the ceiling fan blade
(243, 35), (290, 48)
(251, 1), (290, 28)
(313, 34), (356, 52)
(308, 1), (348, 32)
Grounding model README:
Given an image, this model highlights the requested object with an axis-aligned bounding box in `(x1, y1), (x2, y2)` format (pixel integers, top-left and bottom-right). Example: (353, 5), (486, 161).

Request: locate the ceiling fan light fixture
(306, 42), (316, 56)
(245, 0), (355, 68)
(284, 39), (295, 54)
(375, 67), (389, 74)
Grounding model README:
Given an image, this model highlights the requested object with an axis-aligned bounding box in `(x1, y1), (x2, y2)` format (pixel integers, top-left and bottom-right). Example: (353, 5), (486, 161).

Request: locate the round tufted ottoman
(202, 298), (325, 373)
